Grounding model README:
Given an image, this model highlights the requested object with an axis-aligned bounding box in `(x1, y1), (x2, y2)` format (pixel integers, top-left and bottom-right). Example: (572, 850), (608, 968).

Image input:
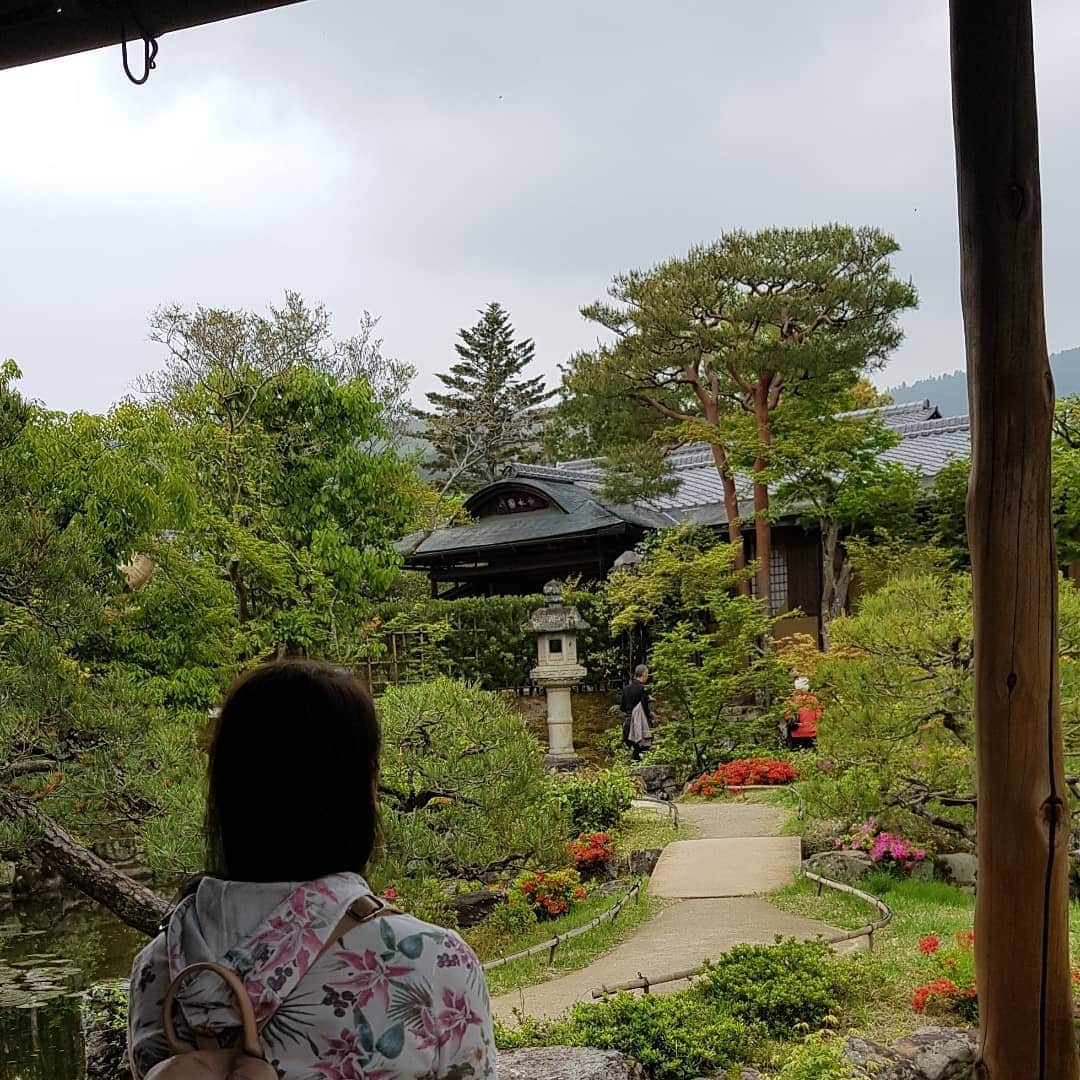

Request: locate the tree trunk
(819, 520), (852, 647)
(709, 443), (750, 596)
(752, 383), (772, 611)
(0, 792), (168, 937)
(950, 2), (1078, 1076)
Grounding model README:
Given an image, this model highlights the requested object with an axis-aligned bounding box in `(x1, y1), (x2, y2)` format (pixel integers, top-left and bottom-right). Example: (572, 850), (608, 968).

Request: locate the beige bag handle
(160, 893), (398, 1056)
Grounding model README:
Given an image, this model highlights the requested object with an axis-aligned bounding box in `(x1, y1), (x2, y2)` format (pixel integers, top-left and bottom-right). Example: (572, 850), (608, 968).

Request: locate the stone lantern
(530, 580), (589, 771)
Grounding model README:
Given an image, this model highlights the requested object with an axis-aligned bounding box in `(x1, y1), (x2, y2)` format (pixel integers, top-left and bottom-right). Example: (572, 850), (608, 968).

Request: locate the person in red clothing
(784, 676), (820, 750)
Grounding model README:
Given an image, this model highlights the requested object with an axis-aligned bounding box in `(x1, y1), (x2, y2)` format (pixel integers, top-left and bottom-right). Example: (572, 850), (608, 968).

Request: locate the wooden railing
(481, 879), (643, 973)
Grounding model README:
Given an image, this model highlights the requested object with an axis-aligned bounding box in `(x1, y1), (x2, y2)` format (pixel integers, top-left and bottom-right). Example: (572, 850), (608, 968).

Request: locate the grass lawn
(772, 871), (1080, 1043)
(468, 884), (663, 998)
(613, 807), (695, 856)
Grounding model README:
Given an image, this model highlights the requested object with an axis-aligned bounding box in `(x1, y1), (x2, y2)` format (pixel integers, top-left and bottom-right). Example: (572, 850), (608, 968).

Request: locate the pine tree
(424, 302), (552, 492)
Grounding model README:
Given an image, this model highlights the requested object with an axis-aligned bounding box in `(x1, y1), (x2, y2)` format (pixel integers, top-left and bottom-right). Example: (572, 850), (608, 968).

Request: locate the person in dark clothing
(620, 664), (652, 760)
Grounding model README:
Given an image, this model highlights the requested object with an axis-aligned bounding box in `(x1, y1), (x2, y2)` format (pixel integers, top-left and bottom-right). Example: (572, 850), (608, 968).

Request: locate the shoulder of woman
(338, 913), (482, 976)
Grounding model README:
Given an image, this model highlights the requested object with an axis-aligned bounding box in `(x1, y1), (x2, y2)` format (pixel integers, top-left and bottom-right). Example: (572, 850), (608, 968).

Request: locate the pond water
(0, 895), (143, 1079)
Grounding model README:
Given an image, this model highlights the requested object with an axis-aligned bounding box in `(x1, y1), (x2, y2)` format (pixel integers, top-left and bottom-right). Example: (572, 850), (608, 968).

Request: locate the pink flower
(333, 948), (413, 1009)
(312, 1028), (394, 1080)
(382, 887), (398, 900)
(433, 987), (483, 1056)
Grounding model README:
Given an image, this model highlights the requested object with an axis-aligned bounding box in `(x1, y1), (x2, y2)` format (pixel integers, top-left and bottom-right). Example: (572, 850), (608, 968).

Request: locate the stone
(544, 752), (586, 773)
(626, 848), (662, 877)
(799, 818), (845, 857)
(446, 889), (504, 928)
(0, 861), (16, 888)
(804, 849), (873, 885)
(844, 1034), (901, 1074)
(908, 858), (935, 883)
(82, 985), (133, 1079)
(936, 853), (977, 889)
(841, 1029), (978, 1080)
(497, 1047), (646, 1079)
(630, 764), (679, 799)
(885, 1027), (977, 1080)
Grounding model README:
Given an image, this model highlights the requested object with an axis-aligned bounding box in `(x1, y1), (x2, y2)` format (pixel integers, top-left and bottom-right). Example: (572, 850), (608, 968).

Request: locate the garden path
(491, 797), (839, 1022)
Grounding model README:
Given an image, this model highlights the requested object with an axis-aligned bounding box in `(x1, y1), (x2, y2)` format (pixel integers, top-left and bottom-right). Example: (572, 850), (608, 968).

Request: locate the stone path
(492, 796), (839, 1022)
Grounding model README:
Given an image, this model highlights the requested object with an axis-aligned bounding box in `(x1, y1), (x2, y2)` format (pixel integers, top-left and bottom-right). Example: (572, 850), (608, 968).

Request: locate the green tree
(423, 302), (552, 493)
(560, 226), (918, 608)
(603, 526), (789, 774)
(803, 570), (1080, 844)
(0, 361), (205, 898)
(374, 678), (567, 887)
(907, 396), (1080, 573)
(145, 293), (422, 656)
(768, 402), (921, 635)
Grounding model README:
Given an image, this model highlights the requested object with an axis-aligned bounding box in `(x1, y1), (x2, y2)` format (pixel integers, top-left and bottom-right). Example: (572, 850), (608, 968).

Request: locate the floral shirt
(128, 873), (495, 1080)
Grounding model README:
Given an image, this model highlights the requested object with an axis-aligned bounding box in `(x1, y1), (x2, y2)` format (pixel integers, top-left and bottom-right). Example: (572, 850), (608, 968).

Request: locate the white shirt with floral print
(128, 873), (496, 1080)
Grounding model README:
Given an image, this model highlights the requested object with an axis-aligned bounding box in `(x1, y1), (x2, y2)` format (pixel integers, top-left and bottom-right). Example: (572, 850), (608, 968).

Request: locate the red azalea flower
(919, 935), (941, 955)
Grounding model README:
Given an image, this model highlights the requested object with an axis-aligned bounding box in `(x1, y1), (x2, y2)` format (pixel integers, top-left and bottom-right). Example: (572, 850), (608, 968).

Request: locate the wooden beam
(950, 2), (1078, 1075)
(0, 0), (308, 71)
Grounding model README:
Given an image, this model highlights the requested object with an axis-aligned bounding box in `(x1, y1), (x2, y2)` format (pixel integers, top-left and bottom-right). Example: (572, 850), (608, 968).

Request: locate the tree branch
(0, 790), (168, 936)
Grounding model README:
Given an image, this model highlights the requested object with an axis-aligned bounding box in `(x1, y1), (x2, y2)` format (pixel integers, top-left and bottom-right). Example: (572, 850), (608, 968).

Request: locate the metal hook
(120, 12), (158, 85)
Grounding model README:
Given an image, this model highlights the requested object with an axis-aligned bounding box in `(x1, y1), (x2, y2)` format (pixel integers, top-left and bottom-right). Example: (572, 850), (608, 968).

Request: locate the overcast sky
(3, 0), (1080, 414)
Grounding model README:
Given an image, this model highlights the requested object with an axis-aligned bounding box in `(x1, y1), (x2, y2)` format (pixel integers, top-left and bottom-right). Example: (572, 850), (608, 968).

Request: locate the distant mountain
(885, 347), (1080, 416)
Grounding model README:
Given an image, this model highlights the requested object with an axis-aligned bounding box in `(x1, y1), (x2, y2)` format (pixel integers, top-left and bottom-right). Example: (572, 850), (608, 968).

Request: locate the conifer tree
(424, 302), (551, 492)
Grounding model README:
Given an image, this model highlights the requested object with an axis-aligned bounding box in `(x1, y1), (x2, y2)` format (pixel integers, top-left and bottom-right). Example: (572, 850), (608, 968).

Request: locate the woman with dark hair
(127, 659), (495, 1079)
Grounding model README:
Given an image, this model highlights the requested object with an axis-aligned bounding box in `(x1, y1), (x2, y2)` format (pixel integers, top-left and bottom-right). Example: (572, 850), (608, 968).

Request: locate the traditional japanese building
(400, 401), (972, 641)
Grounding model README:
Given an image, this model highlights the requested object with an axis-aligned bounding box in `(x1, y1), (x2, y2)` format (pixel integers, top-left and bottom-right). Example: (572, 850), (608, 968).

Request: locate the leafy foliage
(498, 938), (857, 1079)
(555, 224), (918, 605)
(802, 569), (1080, 846)
(603, 527), (789, 774)
(374, 679), (567, 887)
(548, 768), (638, 834)
(144, 294), (421, 655)
(800, 573), (976, 841)
(496, 992), (758, 1080)
(1, 294), (429, 876)
(701, 939), (843, 1037)
(775, 1032), (853, 1080)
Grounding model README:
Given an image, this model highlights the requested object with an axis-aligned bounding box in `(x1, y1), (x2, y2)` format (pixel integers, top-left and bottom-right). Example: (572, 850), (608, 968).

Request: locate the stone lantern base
(542, 750), (586, 773)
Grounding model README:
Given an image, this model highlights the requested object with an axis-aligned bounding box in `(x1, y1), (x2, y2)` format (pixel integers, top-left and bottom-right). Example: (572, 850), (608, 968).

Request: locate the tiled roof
(400, 475), (670, 559)
(403, 402), (972, 555)
(879, 415), (970, 476)
(840, 399), (940, 427)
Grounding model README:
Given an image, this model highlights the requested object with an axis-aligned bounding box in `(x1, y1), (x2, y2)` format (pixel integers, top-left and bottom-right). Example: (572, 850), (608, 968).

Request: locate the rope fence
(589, 867), (891, 999)
(481, 879), (644, 973)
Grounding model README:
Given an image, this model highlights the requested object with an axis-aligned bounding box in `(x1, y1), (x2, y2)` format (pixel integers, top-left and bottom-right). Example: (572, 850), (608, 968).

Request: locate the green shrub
(349, 590), (626, 691)
(374, 679), (568, 888)
(565, 993), (755, 1080)
(550, 768), (638, 834)
(701, 939), (842, 1037)
(495, 993), (757, 1080)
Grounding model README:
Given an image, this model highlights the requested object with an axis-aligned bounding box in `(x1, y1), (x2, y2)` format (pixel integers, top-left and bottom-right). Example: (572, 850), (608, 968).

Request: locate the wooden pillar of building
(950, 2), (1078, 1076)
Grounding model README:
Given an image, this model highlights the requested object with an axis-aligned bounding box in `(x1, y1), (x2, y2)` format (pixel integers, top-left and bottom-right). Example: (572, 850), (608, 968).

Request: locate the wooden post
(950, 3), (1078, 1076)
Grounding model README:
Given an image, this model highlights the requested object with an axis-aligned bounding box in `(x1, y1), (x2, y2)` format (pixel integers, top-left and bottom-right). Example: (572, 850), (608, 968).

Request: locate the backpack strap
(311, 894), (400, 967)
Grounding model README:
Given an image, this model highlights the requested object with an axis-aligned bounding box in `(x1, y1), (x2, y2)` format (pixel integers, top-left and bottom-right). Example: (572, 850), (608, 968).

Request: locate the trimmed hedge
(351, 591), (639, 692)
